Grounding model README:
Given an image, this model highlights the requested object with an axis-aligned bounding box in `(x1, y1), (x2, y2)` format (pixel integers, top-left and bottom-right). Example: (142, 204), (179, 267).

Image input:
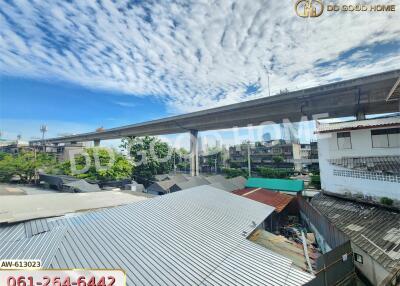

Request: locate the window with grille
(337, 132), (352, 149)
(371, 128), (400, 148)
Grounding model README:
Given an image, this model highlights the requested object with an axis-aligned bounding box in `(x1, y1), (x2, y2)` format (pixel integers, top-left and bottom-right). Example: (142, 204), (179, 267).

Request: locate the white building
(316, 116), (400, 200)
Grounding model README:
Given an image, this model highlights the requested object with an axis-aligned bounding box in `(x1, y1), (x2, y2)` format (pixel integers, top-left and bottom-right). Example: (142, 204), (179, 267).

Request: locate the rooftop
(328, 156), (400, 175)
(0, 186), (314, 285)
(246, 178), (304, 193)
(316, 116), (400, 134)
(311, 193), (400, 272)
(233, 188), (294, 213)
(0, 189), (149, 223)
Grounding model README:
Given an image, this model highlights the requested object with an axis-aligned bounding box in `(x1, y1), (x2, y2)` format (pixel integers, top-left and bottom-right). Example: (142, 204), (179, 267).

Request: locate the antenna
(263, 64), (271, 97)
(40, 125), (48, 140)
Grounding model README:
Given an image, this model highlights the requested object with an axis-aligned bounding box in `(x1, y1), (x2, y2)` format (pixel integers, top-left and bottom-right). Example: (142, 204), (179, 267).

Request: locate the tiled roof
(329, 156), (400, 175)
(316, 116), (400, 133)
(233, 188), (294, 213)
(246, 178), (304, 192)
(311, 194), (400, 271)
(0, 186), (314, 285)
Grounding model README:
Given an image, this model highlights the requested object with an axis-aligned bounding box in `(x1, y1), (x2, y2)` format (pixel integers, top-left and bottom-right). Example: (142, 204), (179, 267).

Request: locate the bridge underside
(30, 70), (400, 176)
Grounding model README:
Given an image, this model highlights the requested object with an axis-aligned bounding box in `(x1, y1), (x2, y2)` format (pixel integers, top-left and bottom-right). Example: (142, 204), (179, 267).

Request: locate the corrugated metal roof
(328, 156), (400, 175)
(233, 188), (294, 213)
(246, 178), (304, 193)
(147, 179), (176, 193)
(204, 175), (226, 184)
(64, 180), (101, 192)
(311, 194), (400, 271)
(0, 186), (314, 285)
(227, 176), (247, 189)
(24, 218), (50, 237)
(209, 180), (240, 192)
(316, 116), (400, 133)
(174, 177), (210, 190)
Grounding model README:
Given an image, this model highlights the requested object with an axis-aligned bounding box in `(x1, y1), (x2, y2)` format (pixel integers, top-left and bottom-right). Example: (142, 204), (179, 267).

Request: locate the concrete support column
(356, 111), (366, 120)
(94, 139), (101, 147)
(189, 129), (199, 176)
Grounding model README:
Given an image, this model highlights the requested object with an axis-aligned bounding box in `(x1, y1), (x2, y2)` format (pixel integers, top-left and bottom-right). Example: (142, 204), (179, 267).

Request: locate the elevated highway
(30, 70), (400, 175)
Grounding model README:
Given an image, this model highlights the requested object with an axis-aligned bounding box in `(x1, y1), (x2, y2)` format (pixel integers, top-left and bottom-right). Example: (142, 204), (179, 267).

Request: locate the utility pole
(247, 141), (251, 178)
(173, 149), (176, 174)
(40, 125), (47, 152)
(214, 156), (217, 174)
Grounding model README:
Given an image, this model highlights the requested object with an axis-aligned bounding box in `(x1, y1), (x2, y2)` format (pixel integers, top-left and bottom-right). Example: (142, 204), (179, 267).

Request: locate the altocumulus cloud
(0, 0), (399, 114)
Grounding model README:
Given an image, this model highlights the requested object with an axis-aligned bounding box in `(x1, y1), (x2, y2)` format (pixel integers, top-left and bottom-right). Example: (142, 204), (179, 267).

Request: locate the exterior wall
(318, 127), (400, 200)
(351, 243), (389, 286)
(59, 146), (86, 161)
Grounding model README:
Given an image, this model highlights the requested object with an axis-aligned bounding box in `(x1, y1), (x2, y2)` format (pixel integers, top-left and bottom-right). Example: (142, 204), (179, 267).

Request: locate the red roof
(233, 188), (294, 213)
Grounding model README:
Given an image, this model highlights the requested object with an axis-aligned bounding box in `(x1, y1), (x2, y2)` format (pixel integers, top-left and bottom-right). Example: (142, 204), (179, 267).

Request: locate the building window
(337, 132), (352, 149)
(354, 253), (363, 264)
(371, 128), (400, 148)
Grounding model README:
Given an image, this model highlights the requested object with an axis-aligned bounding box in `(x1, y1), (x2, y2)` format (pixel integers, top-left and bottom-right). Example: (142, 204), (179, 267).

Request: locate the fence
(298, 196), (348, 249)
(299, 196), (356, 286)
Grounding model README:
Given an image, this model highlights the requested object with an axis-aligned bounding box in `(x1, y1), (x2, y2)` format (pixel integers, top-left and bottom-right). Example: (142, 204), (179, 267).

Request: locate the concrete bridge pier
(189, 129), (199, 176)
(94, 139), (101, 147)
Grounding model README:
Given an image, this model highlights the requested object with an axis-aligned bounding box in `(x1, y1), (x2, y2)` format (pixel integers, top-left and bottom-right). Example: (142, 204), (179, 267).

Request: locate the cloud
(113, 101), (137, 108)
(0, 0), (399, 114)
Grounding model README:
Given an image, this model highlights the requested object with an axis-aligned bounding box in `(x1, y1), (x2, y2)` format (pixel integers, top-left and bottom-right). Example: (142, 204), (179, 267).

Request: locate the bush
(0, 151), (57, 183)
(222, 168), (248, 178)
(380, 197), (393, 206)
(258, 167), (293, 179)
(310, 174), (321, 189)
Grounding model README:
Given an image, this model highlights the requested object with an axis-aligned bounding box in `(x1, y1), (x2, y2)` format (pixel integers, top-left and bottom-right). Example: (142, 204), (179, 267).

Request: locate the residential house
(316, 116), (400, 200)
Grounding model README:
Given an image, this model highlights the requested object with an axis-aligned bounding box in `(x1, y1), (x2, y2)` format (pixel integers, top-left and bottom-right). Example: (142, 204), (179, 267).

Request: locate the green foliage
(380, 197), (393, 206)
(272, 156), (284, 167)
(222, 167), (248, 178)
(258, 167), (293, 179)
(310, 174), (321, 189)
(0, 150), (56, 183)
(59, 148), (132, 181)
(121, 136), (173, 181)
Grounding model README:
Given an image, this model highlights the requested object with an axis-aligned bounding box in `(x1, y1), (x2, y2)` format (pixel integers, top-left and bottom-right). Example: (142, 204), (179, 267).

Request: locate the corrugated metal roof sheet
(204, 175), (226, 184)
(174, 177), (210, 190)
(227, 176), (247, 189)
(246, 178), (304, 192)
(24, 218), (50, 237)
(209, 180), (239, 192)
(311, 194), (400, 271)
(0, 186), (314, 285)
(233, 188), (294, 213)
(316, 116), (400, 133)
(64, 180), (101, 192)
(328, 156), (400, 175)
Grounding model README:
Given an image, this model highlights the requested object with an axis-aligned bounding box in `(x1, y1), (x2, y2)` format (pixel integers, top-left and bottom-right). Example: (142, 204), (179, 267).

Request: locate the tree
(121, 136), (173, 182)
(59, 148), (132, 181)
(222, 167), (248, 178)
(258, 167), (293, 179)
(272, 155), (284, 167)
(0, 150), (56, 183)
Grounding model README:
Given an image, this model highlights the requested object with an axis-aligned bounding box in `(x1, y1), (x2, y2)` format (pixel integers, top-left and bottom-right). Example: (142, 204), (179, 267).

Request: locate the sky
(0, 0), (399, 149)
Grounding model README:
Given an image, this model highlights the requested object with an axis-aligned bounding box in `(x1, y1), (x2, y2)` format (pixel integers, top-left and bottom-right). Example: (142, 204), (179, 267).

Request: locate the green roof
(245, 177), (304, 192)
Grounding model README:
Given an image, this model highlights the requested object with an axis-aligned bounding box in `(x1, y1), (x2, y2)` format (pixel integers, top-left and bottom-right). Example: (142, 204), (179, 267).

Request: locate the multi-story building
(228, 140), (303, 171)
(316, 116), (400, 200)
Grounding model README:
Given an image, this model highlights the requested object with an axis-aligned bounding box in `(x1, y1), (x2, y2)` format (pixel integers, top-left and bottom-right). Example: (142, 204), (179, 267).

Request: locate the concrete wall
(351, 243), (389, 286)
(318, 127), (400, 200)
